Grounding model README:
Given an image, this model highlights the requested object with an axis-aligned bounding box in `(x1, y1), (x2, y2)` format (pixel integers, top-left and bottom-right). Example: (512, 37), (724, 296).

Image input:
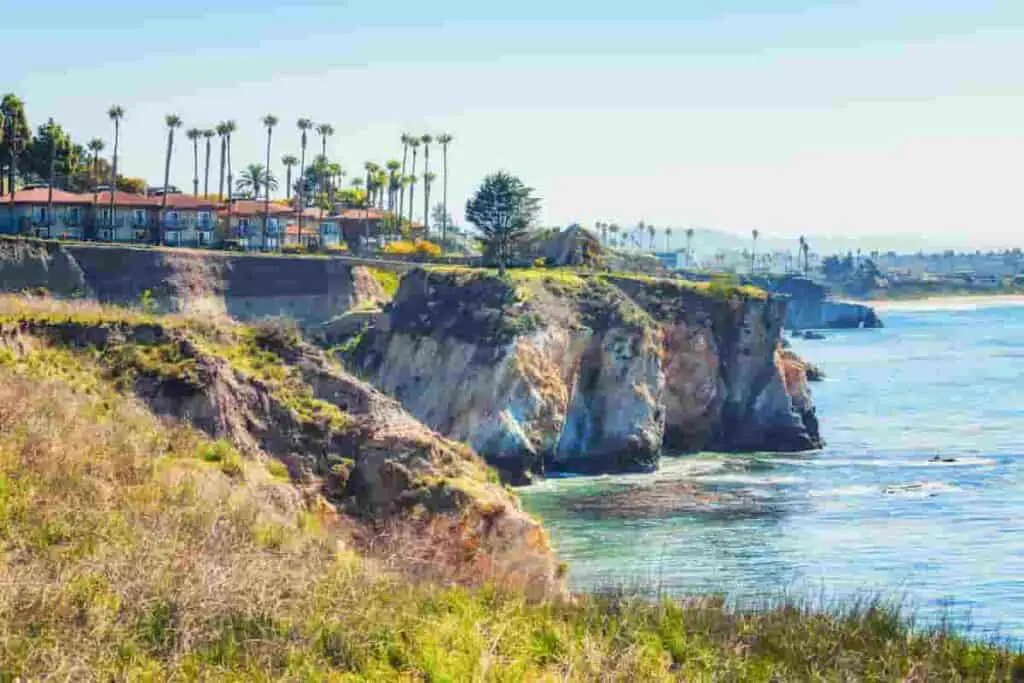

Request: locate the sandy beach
(859, 294), (1024, 311)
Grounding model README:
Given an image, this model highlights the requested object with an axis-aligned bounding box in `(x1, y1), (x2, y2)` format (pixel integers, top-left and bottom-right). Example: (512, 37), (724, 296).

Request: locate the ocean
(520, 300), (1024, 639)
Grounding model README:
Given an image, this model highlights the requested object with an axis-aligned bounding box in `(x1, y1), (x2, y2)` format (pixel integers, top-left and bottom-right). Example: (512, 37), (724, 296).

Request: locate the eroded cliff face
(355, 270), (822, 481)
(0, 237), (385, 324)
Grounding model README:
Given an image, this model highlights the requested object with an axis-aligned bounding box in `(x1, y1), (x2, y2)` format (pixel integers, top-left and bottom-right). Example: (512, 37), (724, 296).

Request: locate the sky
(5, 0), (1024, 249)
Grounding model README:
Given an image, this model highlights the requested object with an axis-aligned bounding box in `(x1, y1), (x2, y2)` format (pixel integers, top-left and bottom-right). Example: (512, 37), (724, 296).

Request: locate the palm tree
(281, 155), (298, 201)
(295, 118), (313, 244)
(202, 130), (215, 198)
(87, 138), (104, 232)
(45, 120), (57, 238)
(751, 229), (760, 274)
(420, 134), (433, 236)
(437, 133), (453, 244)
(315, 123), (334, 220)
(665, 226), (673, 252)
(261, 115), (278, 250)
(423, 171), (437, 230)
(216, 122), (230, 201)
(106, 105), (124, 228)
(236, 164), (276, 199)
(185, 128), (202, 196)
(685, 228), (695, 266)
(398, 133), (412, 224)
(160, 115), (182, 244)
(647, 223), (656, 251)
(406, 137), (420, 225)
(224, 120), (237, 204)
(800, 236), (811, 274)
(384, 160), (401, 212)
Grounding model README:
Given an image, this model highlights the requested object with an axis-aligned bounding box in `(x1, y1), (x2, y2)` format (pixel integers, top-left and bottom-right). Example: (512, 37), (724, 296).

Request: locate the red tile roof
(94, 191), (159, 208)
(160, 194), (222, 210)
(229, 200), (295, 217)
(0, 188), (91, 205)
(336, 207), (390, 221)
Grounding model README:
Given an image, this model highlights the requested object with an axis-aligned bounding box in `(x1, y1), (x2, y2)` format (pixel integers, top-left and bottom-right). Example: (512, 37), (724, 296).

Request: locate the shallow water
(521, 302), (1024, 639)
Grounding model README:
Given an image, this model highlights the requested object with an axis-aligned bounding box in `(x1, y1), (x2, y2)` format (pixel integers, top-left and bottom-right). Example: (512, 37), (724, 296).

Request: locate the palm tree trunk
(226, 135), (234, 245)
(218, 137), (227, 201)
(46, 138), (55, 239)
(160, 128), (174, 245)
(297, 139), (306, 247)
(398, 142), (408, 224)
(204, 138), (211, 198)
(285, 167), (292, 201)
(441, 143), (449, 245)
(91, 153), (100, 238)
(263, 127), (272, 251)
(423, 146), (431, 238)
(408, 151), (418, 226)
(109, 119), (119, 232)
(192, 139), (199, 196)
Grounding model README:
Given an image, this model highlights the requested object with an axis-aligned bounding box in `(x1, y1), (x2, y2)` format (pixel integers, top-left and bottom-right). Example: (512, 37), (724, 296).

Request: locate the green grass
(367, 267), (402, 298)
(1, 296), (1020, 680)
(0, 358), (1020, 680)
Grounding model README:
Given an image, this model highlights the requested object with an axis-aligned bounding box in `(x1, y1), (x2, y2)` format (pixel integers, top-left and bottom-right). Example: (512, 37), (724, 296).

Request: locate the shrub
(281, 243), (307, 255)
(533, 257), (546, 269)
(324, 243), (349, 254)
(383, 239), (442, 258)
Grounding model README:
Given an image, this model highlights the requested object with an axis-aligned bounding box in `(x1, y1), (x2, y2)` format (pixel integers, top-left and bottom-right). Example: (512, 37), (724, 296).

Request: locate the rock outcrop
(0, 307), (557, 588)
(0, 236), (386, 325)
(354, 269), (822, 481)
(765, 276), (882, 330)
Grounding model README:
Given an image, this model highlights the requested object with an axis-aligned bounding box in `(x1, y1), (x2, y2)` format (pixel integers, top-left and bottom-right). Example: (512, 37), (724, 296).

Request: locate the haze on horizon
(5, 0), (1023, 251)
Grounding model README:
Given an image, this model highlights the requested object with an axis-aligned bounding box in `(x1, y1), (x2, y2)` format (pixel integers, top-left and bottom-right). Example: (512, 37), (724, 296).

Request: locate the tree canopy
(465, 171), (540, 275)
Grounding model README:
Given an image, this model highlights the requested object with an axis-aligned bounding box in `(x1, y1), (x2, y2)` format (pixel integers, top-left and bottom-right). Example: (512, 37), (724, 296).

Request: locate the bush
(533, 257), (546, 269)
(281, 243), (307, 255)
(324, 243), (349, 254)
(383, 239), (443, 258)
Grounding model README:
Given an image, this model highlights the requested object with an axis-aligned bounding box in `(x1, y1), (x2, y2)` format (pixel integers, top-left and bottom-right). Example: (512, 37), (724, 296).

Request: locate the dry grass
(0, 302), (1022, 680)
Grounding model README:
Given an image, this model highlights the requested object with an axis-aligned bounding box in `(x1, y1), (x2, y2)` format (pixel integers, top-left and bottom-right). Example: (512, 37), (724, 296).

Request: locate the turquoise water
(521, 302), (1024, 639)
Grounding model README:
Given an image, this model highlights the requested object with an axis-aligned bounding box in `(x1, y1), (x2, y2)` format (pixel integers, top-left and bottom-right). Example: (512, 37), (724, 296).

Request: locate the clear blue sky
(6, 0), (1023, 247)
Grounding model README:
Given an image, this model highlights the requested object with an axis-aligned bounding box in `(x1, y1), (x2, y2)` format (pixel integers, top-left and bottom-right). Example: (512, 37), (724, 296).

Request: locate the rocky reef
(353, 269), (822, 481)
(765, 275), (882, 330)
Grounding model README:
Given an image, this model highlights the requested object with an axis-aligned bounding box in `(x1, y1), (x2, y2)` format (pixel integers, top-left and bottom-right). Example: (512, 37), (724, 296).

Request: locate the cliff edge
(354, 269), (822, 481)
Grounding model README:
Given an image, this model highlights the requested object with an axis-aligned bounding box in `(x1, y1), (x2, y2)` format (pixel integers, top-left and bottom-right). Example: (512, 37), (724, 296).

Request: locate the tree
(315, 123), (334, 220)
(202, 130), (215, 198)
(685, 228), (695, 266)
(2, 95), (30, 198)
(43, 119), (58, 236)
(398, 133), (412, 223)
(159, 115), (182, 243)
(236, 164), (277, 199)
(184, 128), (201, 196)
(751, 229), (760, 274)
(117, 176), (146, 194)
(295, 118), (313, 243)
(665, 226), (672, 252)
(385, 160), (401, 212)
(437, 133), (453, 245)
(420, 134), (433, 236)
(281, 155), (298, 201)
(87, 137), (104, 205)
(261, 114), (278, 250)
(224, 121), (237, 207)
(423, 172), (437, 231)
(216, 122), (230, 201)
(647, 223), (656, 251)
(406, 137), (420, 225)
(465, 171), (540, 276)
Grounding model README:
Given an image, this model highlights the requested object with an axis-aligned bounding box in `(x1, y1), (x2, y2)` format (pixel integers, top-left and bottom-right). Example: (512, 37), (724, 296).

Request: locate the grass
(0, 360), (1021, 680)
(366, 267), (402, 298)
(1, 299), (1021, 680)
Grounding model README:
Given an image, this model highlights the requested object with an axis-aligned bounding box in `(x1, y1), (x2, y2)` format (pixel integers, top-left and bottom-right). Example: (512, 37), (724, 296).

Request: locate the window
(320, 222), (334, 234)
(197, 211), (211, 227)
(238, 217), (250, 236)
(67, 207), (81, 225)
(32, 207), (48, 224)
(133, 209), (147, 225)
(267, 218), (279, 234)
(166, 211), (179, 225)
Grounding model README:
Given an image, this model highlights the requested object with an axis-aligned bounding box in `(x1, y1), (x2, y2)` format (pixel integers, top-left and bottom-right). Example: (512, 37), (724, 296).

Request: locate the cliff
(0, 237), (386, 324)
(765, 276), (882, 330)
(0, 297), (557, 590)
(353, 269), (821, 481)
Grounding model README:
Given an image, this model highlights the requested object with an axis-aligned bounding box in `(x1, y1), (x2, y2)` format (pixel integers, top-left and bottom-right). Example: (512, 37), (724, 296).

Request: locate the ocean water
(520, 301), (1024, 639)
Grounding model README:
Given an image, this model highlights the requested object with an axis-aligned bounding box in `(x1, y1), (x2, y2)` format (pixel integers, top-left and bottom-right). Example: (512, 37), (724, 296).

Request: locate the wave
(694, 473), (806, 486)
(772, 456), (997, 469)
(809, 481), (959, 499)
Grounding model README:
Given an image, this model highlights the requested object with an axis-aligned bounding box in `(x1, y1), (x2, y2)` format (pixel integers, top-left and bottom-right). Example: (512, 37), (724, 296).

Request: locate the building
(282, 207), (342, 249)
(158, 194), (221, 247)
(0, 188), (92, 239)
(94, 191), (158, 243)
(227, 200), (294, 250)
